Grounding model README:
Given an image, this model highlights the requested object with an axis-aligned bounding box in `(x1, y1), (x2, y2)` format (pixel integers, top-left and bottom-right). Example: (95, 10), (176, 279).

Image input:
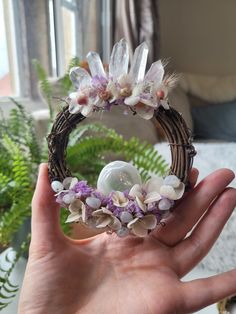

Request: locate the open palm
(18, 164), (236, 314)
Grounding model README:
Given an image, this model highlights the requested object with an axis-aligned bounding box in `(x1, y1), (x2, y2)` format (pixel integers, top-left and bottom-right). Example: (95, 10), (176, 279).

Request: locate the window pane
(49, 0), (103, 76)
(49, 0), (57, 76)
(0, 0), (19, 97)
(62, 5), (76, 68)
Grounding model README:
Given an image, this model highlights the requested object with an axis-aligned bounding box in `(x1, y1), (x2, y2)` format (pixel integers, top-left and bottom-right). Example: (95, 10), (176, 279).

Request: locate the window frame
(0, 0), (113, 110)
(0, 0), (52, 107)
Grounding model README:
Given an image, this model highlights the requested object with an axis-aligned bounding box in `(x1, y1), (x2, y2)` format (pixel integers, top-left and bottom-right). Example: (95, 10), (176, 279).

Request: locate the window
(49, 0), (112, 76)
(0, 0), (112, 102)
(0, 0), (20, 97)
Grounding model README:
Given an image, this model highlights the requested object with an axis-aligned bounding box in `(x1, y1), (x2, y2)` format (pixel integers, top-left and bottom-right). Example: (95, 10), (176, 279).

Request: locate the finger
(31, 163), (62, 243)
(155, 168), (235, 246)
(181, 269), (236, 313)
(173, 188), (236, 277)
(188, 168), (199, 189)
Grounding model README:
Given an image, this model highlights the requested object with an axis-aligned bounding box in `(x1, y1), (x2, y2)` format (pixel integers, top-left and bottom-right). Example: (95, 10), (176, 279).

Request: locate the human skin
(18, 164), (236, 314)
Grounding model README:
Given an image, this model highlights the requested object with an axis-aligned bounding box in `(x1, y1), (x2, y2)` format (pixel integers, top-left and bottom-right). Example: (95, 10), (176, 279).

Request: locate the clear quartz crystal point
(109, 38), (129, 80)
(86, 51), (106, 78)
(69, 67), (92, 89)
(145, 60), (164, 83)
(129, 42), (149, 83)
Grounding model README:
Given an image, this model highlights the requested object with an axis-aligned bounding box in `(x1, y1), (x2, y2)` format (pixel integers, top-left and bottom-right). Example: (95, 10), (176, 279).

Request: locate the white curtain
(114, 0), (160, 66)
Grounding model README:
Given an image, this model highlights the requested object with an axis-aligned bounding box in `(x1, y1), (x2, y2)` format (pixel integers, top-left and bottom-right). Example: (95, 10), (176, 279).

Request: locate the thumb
(31, 163), (62, 244)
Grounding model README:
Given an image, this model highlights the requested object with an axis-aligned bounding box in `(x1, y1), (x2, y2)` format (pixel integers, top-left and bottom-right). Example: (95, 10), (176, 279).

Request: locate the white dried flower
(66, 199), (86, 223)
(127, 215), (157, 237)
(112, 191), (129, 207)
(92, 208), (122, 231)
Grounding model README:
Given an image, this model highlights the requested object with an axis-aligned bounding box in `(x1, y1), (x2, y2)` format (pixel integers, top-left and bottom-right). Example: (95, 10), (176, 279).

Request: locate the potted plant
(0, 61), (168, 310)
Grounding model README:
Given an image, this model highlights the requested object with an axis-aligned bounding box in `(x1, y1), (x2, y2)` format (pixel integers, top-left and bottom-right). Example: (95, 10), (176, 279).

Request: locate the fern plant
(0, 59), (168, 309)
(0, 99), (43, 245)
(58, 56), (80, 94)
(0, 237), (30, 310)
(67, 123), (168, 185)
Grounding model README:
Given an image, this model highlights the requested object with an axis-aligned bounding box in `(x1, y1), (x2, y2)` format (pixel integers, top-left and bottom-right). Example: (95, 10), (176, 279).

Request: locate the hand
(18, 164), (236, 314)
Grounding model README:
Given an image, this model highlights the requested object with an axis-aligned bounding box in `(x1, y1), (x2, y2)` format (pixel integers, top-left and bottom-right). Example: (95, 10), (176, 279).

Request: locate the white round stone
(158, 198), (172, 211)
(116, 227), (130, 237)
(62, 193), (76, 204)
(86, 197), (101, 209)
(163, 175), (180, 188)
(51, 181), (64, 192)
(120, 211), (133, 223)
(97, 161), (142, 195)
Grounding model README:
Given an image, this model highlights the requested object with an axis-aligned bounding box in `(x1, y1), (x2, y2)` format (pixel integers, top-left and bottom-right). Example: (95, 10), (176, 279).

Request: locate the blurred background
(1, 1), (236, 313)
(1, 0), (236, 141)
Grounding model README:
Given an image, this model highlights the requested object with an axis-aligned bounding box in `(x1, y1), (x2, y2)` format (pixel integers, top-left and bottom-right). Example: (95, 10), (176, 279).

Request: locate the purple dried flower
(105, 196), (118, 213)
(113, 207), (124, 217)
(115, 98), (126, 106)
(155, 212), (163, 223)
(147, 202), (158, 213)
(91, 75), (108, 91)
(126, 200), (144, 217)
(73, 181), (93, 198)
(93, 190), (105, 202)
(55, 192), (67, 205)
(85, 204), (95, 218)
(104, 101), (112, 111)
(89, 88), (98, 98)
(140, 92), (151, 100)
(123, 190), (130, 198)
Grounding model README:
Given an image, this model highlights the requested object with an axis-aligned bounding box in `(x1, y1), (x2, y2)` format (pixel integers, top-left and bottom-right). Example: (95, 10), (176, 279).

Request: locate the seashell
(144, 191), (162, 204)
(97, 161), (142, 195)
(110, 217), (122, 231)
(160, 183), (185, 200)
(159, 185), (176, 200)
(163, 175), (180, 188)
(112, 191), (129, 207)
(62, 177), (73, 189)
(51, 181), (64, 192)
(86, 197), (101, 209)
(63, 177), (78, 189)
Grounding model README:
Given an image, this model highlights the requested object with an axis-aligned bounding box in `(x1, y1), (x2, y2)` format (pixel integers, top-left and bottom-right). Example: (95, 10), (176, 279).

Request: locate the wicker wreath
(217, 295), (236, 313)
(47, 39), (196, 238)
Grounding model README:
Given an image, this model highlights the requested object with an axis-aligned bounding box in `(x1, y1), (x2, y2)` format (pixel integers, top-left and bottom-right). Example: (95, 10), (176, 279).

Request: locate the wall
(159, 0), (236, 75)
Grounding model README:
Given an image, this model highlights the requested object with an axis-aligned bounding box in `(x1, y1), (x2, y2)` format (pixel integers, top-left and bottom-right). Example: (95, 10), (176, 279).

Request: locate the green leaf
(0, 239), (29, 308)
(32, 59), (53, 119)
(0, 292), (16, 299)
(66, 123), (168, 185)
(0, 301), (11, 309)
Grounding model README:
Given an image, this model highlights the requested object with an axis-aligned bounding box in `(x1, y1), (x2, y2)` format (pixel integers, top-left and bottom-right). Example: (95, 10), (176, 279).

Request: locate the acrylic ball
(97, 161), (142, 195)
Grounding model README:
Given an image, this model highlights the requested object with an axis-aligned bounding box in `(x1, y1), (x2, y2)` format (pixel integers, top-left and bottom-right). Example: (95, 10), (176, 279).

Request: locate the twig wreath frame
(47, 39), (196, 238)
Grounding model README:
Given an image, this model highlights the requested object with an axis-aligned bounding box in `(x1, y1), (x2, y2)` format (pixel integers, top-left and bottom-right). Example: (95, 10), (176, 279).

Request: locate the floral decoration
(50, 40), (184, 238)
(51, 170), (185, 238)
(67, 39), (177, 120)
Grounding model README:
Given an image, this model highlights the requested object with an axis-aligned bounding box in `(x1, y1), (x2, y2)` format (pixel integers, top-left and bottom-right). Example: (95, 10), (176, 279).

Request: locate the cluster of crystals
(68, 38), (177, 120)
(51, 174), (185, 238)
